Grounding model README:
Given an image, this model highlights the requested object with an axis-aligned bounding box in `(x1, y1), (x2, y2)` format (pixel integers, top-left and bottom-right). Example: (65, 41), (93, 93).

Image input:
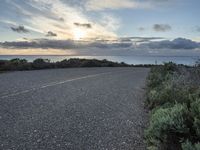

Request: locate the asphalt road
(0, 67), (149, 150)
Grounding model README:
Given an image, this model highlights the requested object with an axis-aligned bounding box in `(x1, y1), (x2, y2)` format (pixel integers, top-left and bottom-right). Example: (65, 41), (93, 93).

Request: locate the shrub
(146, 64), (200, 149)
(190, 99), (200, 138)
(195, 59), (200, 67)
(80, 59), (102, 67)
(163, 62), (177, 73)
(145, 104), (189, 150)
(147, 64), (175, 90)
(147, 83), (190, 109)
(182, 140), (200, 150)
(32, 58), (53, 69)
(0, 58), (32, 71)
(147, 68), (164, 89)
(0, 58), (132, 71)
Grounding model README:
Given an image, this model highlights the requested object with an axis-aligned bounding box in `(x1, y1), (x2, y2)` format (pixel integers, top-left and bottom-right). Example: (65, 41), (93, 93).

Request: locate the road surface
(0, 67), (149, 150)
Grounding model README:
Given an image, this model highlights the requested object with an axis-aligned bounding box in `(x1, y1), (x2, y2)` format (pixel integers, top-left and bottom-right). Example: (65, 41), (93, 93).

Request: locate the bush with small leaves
(147, 83), (190, 109)
(190, 98), (200, 138)
(147, 67), (166, 89)
(163, 62), (177, 73)
(1, 58), (32, 71)
(146, 64), (200, 149)
(32, 58), (54, 69)
(145, 104), (189, 150)
(182, 140), (200, 150)
(0, 58), (132, 71)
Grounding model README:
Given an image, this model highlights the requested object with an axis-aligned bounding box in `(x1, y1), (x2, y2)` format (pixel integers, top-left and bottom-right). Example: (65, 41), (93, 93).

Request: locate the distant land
(0, 55), (199, 66)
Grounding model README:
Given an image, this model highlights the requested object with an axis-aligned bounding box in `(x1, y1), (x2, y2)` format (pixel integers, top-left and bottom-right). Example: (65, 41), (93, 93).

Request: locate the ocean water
(0, 55), (199, 66)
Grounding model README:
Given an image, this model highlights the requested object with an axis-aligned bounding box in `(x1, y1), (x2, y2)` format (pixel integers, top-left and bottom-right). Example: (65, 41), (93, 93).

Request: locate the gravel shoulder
(0, 67), (149, 150)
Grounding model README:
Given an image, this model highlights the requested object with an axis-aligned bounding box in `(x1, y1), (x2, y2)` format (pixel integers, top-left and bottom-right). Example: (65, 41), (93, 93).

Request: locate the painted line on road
(0, 71), (113, 99)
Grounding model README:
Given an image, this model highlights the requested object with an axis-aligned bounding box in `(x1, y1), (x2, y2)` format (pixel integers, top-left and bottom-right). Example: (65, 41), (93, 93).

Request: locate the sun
(73, 28), (86, 40)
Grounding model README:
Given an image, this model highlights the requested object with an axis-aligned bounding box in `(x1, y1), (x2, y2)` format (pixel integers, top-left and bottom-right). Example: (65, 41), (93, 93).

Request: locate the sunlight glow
(0, 48), (77, 55)
(73, 28), (86, 40)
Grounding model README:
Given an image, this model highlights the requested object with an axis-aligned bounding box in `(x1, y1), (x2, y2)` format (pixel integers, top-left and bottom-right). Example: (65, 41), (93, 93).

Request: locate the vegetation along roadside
(0, 58), (157, 72)
(145, 62), (200, 150)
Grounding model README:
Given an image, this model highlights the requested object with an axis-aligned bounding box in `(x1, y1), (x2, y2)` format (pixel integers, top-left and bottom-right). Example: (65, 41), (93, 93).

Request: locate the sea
(0, 55), (199, 66)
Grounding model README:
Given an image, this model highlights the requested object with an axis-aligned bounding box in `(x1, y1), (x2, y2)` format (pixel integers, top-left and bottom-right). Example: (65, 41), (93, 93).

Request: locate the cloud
(153, 24), (172, 32)
(140, 38), (200, 49)
(0, 38), (133, 50)
(74, 23), (92, 28)
(119, 37), (165, 43)
(99, 14), (121, 32)
(3, 37), (198, 51)
(1, 38), (200, 56)
(11, 25), (29, 33)
(0, 36), (167, 50)
(85, 0), (149, 11)
(0, 39), (75, 49)
(46, 31), (57, 37)
(0, 48), (75, 55)
(59, 17), (65, 22)
(0, 38), (135, 56)
(0, 20), (43, 34)
(138, 27), (145, 31)
(196, 26), (200, 32)
(90, 41), (133, 49)
(84, 0), (174, 11)
(5, 0), (118, 40)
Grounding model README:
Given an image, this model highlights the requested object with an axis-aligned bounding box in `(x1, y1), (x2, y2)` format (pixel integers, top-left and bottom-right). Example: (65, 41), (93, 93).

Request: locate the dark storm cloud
(11, 25), (29, 33)
(153, 24), (172, 32)
(46, 31), (57, 37)
(140, 38), (200, 49)
(74, 23), (92, 28)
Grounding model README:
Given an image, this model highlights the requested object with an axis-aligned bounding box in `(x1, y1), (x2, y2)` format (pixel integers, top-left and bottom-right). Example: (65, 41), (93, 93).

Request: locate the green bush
(147, 70), (163, 89)
(163, 62), (177, 73)
(147, 67), (169, 89)
(147, 63), (176, 90)
(190, 99), (200, 138)
(146, 64), (200, 149)
(0, 58), (32, 71)
(145, 104), (189, 150)
(32, 58), (53, 69)
(147, 83), (190, 109)
(182, 140), (200, 150)
(0, 58), (131, 71)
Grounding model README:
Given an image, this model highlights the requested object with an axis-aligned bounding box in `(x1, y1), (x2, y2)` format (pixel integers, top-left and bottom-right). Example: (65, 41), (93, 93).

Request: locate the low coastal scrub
(0, 58), (130, 71)
(0, 58), (157, 72)
(145, 62), (200, 150)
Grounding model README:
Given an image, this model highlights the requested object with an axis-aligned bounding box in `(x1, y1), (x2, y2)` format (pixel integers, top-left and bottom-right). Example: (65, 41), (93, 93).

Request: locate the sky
(0, 0), (200, 56)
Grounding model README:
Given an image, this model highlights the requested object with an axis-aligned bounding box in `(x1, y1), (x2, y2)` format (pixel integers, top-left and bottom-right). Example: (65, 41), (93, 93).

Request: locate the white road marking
(0, 72), (112, 99)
